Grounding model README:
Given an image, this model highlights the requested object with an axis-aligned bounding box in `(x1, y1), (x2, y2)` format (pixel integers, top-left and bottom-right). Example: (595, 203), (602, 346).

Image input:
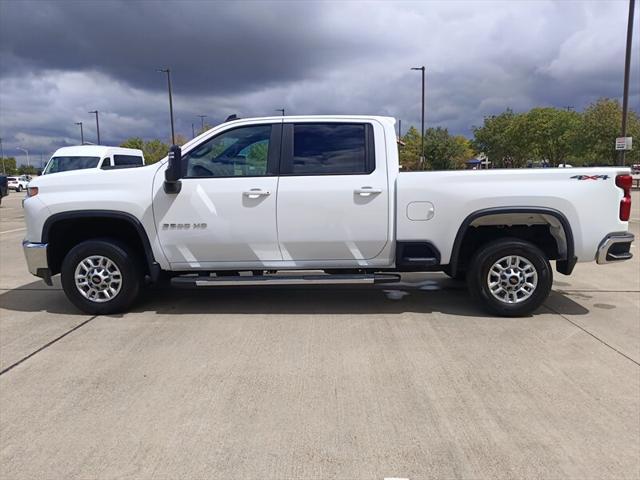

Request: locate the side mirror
(36, 169), (43, 176)
(164, 145), (182, 194)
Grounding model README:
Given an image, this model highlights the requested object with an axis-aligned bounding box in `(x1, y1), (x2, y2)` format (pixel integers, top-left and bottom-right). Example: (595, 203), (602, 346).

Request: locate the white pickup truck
(22, 116), (634, 316)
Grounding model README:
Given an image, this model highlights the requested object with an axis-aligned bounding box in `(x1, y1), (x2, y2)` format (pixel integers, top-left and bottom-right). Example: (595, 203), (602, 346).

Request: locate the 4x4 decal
(570, 175), (610, 180)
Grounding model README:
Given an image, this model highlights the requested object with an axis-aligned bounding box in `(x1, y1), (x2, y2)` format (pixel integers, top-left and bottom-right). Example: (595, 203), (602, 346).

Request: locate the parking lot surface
(1, 190), (639, 479)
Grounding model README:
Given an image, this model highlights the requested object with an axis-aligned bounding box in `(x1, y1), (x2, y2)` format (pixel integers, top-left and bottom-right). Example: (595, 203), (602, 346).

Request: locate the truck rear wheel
(467, 238), (552, 317)
(61, 239), (141, 315)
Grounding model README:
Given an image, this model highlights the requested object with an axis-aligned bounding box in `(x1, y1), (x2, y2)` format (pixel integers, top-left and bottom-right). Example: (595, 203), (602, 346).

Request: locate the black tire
(16, 185), (22, 192)
(61, 239), (142, 314)
(467, 238), (552, 317)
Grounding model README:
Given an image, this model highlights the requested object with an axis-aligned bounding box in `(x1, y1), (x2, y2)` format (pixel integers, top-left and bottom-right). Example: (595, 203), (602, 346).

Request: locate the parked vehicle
(42, 145), (145, 175)
(22, 116), (634, 316)
(0, 175), (7, 205)
(7, 175), (30, 192)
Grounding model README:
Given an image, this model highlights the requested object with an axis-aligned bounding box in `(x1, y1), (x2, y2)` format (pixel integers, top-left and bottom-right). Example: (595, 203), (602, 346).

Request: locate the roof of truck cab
(222, 115), (396, 127)
(51, 145), (143, 157)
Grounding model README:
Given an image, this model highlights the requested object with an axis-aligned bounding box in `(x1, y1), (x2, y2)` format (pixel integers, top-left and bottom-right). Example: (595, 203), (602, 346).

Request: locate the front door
(154, 123), (282, 268)
(276, 121), (389, 264)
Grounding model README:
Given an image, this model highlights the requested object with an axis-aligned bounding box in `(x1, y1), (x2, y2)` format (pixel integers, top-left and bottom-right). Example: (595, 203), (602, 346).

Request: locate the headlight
(26, 186), (39, 197)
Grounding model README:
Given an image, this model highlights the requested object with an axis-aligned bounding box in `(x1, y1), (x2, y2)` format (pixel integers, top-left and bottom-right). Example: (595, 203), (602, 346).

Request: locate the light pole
(0, 137), (5, 174)
(157, 68), (176, 144)
(619, 0), (635, 166)
(276, 108), (285, 116)
(17, 147), (30, 168)
(192, 123), (195, 138)
(411, 66), (426, 166)
(88, 110), (100, 144)
(398, 119), (402, 138)
(75, 122), (84, 144)
(197, 114), (207, 132)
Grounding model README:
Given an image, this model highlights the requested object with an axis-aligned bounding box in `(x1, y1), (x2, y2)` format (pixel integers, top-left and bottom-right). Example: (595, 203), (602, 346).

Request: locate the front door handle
(354, 186), (382, 196)
(243, 188), (271, 199)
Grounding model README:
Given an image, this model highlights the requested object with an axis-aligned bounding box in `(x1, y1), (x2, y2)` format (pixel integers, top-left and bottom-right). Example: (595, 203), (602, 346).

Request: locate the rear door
(276, 121), (389, 263)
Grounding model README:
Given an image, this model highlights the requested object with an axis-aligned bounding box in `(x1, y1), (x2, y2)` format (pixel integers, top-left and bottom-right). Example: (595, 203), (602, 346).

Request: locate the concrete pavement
(1, 190), (639, 479)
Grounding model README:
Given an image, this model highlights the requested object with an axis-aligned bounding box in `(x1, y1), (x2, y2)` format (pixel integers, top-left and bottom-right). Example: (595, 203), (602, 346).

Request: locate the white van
(43, 146), (145, 175)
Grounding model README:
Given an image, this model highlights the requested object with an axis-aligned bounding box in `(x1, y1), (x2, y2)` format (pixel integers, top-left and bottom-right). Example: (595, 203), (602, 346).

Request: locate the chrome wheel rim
(487, 255), (538, 304)
(74, 255), (122, 303)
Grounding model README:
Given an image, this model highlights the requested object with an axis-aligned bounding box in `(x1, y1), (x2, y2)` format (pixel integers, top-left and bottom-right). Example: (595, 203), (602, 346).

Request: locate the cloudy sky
(0, 0), (638, 165)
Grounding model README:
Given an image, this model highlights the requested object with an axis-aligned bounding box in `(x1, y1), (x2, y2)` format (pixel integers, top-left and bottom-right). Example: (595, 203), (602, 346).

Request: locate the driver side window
(184, 125), (272, 178)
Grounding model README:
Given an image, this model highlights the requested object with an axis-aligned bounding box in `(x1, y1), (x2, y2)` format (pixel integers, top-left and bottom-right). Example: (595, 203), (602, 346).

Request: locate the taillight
(616, 174), (632, 221)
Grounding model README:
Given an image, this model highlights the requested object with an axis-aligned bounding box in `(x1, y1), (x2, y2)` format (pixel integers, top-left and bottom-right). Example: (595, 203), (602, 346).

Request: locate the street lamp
(619, 0), (636, 166)
(88, 110), (100, 144)
(411, 66), (426, 166)
(192, 123), (196, 138)
(157, 68), (176, 144)
(75, 121), (84, 144)
(17, 146), (30, 168)
(197, 114), (207, 132)
(276, 108), (285, 116)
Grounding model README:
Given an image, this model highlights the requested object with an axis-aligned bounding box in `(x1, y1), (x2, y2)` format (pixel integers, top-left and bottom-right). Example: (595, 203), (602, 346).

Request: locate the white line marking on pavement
(0, 227), (26, 234)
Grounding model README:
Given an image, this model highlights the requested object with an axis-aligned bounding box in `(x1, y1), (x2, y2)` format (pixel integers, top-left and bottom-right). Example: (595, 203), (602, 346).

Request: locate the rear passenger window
(289, 123), (373, 175)
(113, 155), (143, 166)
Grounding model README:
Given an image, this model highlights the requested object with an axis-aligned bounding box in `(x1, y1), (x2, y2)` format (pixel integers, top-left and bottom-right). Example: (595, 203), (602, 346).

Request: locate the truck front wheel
(467, 238), (552, 317)
(61, 239), (141, 315)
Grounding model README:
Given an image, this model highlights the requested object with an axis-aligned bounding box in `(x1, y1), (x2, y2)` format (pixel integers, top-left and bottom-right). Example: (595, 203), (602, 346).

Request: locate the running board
(171, 273), (401, 288)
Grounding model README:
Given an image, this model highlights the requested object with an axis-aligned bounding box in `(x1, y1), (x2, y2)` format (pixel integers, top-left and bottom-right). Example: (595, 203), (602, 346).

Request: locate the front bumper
(22, 241), (52, 285)
(596, 233), (635, 264)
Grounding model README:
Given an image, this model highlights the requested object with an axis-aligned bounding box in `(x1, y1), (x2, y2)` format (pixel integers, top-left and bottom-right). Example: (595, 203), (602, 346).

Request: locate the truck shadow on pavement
(0, 276), (590, 318)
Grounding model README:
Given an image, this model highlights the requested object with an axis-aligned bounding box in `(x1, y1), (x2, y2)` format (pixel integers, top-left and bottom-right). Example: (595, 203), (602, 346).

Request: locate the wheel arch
(449, 207), (576, 277)
(42, 210), (160, 281)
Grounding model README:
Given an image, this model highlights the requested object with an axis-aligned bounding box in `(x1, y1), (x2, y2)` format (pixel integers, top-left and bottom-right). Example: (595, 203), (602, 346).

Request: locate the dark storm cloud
(0, 0), (393, 94)
(0, 0), (638, 164)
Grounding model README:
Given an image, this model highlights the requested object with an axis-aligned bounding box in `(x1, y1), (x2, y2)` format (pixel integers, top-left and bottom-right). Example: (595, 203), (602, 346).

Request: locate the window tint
(292, 123), (369, 175)
(113, 154), (143, 166)
(43, 156), (100, 174)
(185, 125), (272, 178)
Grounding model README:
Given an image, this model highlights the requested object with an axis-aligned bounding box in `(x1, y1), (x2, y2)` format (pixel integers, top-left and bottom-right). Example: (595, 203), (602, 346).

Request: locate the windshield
(44, 156), (101, 174)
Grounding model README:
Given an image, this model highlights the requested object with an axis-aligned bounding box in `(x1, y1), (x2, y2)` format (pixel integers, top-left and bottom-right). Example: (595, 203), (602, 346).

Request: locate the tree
(424, 127), (469, 170)
(120, 137), (144, 150)
(143, 139), (170, 164)
(1, 157), (18, 175)
(524, 107), (581, 166)
(472, 110), (529, 168)
(398, 126), (422, 170)
(120, 138), (169, 164)
(18, 165), (38, 175)
(578, 98), (640, 165)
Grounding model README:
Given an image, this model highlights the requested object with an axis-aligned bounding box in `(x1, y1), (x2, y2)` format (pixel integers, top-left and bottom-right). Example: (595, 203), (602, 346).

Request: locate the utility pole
(398, 119), (402, 138)
(411, 66), (426, 166)
(276, 108), (285, 116)
(75, 122), (84, 144)
(88, 111), (100, 144)
(619, 0), (635, 166)
(197, 114), (207, 132)
(157, 68), (176, 144)
(0, 137), (5, 174)
(192, 123), (195, 138)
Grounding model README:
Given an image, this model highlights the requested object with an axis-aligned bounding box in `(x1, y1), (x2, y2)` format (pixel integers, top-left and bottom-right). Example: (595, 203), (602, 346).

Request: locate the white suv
(7, 175), (29, 192)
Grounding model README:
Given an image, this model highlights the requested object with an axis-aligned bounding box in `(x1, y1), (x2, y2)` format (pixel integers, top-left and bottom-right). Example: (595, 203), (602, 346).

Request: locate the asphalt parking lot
(1, 190), (639, 480)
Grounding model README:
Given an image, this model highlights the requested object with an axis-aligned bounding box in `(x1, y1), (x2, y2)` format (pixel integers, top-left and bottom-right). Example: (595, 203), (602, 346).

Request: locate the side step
(171, 273), (401, 288)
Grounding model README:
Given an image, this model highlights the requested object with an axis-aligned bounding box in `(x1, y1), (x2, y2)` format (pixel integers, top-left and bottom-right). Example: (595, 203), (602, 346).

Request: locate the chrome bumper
(596, 233), (635, 264)
(22, 241), (52, 285)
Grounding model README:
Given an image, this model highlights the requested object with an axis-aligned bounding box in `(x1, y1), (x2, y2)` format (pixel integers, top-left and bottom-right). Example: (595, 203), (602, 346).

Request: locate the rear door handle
(354, 186), (382, 196)
(243, 188), (271, 198)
